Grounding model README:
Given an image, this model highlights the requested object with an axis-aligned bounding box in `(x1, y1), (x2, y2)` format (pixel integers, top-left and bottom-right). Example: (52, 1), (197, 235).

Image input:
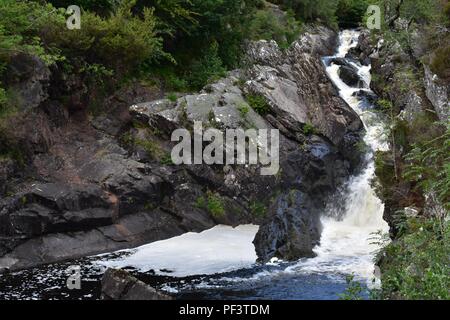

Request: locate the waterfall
(294, 30), (390, 282)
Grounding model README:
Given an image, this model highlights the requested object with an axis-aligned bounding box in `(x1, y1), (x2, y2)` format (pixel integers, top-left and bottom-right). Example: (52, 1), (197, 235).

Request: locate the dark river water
(0, 258), (368, 300)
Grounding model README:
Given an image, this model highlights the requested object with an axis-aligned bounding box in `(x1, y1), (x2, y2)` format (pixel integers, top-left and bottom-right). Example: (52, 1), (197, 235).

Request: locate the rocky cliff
(0, 26), (364, 271)
(349, 28), (449, 235)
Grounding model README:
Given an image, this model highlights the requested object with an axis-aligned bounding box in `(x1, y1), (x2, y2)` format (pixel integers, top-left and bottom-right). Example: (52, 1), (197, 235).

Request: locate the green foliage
(445, 1), (450, 24)
(276, 0), (339, 28)
(0, 123), (25, 165)
(0, 1), (65, 66)
(160, 153), (174, 165)
(0, 87), (7, 111)
(196, 190), (225, 217)
(0, 87), (20, 121)
(403, 123), (450, 212)
(44, 0), (165, 74)
(302, 122), (317, 135)
(246, 94), (270, 115)
(248, 9), (301, 49)
(46, 0), (120, 15)
(373, 0), (442, 29)
(339, 274), (365, 300)
(188, 41), (226, 90)
(134, 136), (165, 160)
(237, 103), (250, 118)
(249, 201), (267, 218)
(336, 0), (369, 27)
(167, 93), (178, 102)
(378, 218), (450, 300)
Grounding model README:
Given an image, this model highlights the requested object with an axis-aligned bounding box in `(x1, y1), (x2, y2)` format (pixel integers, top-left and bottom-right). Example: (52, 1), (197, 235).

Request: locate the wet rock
(347, 30), (373, 66)
(0, 183), (113, 240)
(338, 65), (364, 88)
(0, 158), (16, 197)
(328, 57), (348, 66)
(254, 190), (320, 262)
(352, 90), (379, 109)
(101, 268), (172, 300)
(79, 155), (170, 217)
(245, 31), (364, 149)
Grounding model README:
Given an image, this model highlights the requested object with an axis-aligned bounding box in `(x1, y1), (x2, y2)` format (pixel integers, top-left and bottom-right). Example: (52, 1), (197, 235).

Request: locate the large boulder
(254, 190), (320, 262)
(338, 64), (364, 88)
(101, 268), (172, 300)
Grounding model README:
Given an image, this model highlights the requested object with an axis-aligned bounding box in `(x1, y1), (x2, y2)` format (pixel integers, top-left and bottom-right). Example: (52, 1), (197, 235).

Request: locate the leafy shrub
(0, 87), (7, 109)
(246, 94), (270, 115)
(277, 0), (339, 28)
(135, 137), (165, 160)
(336, 0), (369, 28)
(250, 201), (267, 218)
(403, 123), (450, 212)
(237, 103), (250, 118)
(339, 274), (365, 300)
(46, 0), (119, 16)
(43, 0), (165, 75)
(160, 153), (174, 165)
(0, 123), (25, 165)
(188, 41), (226, 90)
(196, 191), (225, 217)
(302, 123), (317, 135)
(378, 218), (450, 300)
(167, 93), (178, 102)
(248, 9), (301, 49)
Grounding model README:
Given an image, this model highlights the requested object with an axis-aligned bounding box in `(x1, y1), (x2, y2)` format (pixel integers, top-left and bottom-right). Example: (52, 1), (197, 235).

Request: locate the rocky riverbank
(0, 26), (364, 272)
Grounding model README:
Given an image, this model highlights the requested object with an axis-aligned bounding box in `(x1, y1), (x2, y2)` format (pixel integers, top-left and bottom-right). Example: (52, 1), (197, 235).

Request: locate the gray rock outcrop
(424, 66), (450, 122)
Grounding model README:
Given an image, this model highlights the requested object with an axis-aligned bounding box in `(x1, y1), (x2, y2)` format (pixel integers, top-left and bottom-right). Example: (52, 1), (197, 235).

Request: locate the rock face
(0, 26), (365, 270)
(424, 66), (450, 122)
(101, 268), (172, 300)
(5, 53), (50, 111)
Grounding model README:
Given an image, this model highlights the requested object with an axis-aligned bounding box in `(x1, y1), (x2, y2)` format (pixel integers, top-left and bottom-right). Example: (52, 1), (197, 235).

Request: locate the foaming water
(94, 225), (259, 277)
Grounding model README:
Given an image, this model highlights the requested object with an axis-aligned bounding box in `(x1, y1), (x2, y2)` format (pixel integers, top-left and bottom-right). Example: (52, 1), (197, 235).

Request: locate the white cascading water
(292, 30), (390, 282)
